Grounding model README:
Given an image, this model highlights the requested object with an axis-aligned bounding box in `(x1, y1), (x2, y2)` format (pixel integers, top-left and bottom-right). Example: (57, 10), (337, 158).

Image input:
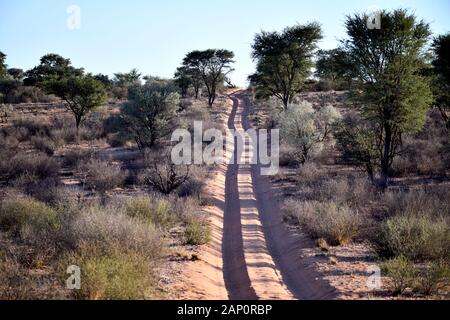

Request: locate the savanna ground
(0, 92), (226, 299)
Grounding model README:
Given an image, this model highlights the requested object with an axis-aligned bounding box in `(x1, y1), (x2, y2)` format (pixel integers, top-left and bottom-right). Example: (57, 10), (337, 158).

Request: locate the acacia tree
(122, 82), (179, 149)
(432, 33), (450, 130)
(44, 74), (107, 141)
(315, 49), (355, 89)
(24, 53), (83, 86)
(337, 9), (433, 189)
(249, 23), (322, 109)
(183, 49), (234, 107)
(174, 66), (192, 97)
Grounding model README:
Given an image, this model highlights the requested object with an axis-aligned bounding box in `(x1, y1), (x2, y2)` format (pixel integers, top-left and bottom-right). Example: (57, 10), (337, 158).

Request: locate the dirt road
(221, 91), (336, 300)
(182, 91), (335, 300)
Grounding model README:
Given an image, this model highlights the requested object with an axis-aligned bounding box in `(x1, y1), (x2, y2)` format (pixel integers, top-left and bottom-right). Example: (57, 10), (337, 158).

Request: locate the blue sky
(1, 0), (449, 86)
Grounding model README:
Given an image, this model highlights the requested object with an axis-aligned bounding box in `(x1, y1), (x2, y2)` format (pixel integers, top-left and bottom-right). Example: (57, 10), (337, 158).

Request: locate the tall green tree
(432, 33), (450, 130)
(249, 23), (322, 108)
(337, 9), (433, 189)
(183, 49), (234, 107)
(43, 74), (107, 140)
(24, 53), (83, 86)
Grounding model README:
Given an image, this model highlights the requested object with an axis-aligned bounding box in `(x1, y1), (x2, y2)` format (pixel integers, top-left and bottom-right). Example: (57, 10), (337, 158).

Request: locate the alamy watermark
(66, 265), (81, 290)
(171, 121), (279, 176)
(367, 6), (381, 30)
(66, 5), (81, 30)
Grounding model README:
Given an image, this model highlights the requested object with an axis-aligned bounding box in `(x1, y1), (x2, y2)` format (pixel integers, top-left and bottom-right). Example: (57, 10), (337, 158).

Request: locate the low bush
(125, 197), (174, 229)
(382, 256), (418, 296)
(63, 148), (94, 167)
(183, 218), (211, 245)
(373, 214), (449, 262)
(30, 135), (58, 156)
(80, 159), (125, 194)
(0, 196), (60, 245)
(64, 245), (159, 300)
(283, 199), (360, 245)
(415, 260), (450, 295)
(3, 152), (61, 183)
(64, 204), (163, 259)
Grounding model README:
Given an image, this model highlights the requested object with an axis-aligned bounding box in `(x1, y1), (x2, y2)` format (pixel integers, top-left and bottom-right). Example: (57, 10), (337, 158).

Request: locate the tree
(174, 66), (192, 97)
(249, 23), (322, 108)
(113, 68), (141, 87)
(432, 33), (450, 130)
(122, 82), (179, 149)
(0, 51), (8, 79)
(24, 53), (83, 86)
(278, 101), (340, 164)
(341, 9), (433, 189)
(43, 74), (107, 140)
(315, 49), (355, 89)
(183, 49), (234, 107)
(7, 68), (24, 81)
(93, 73), (112, 88)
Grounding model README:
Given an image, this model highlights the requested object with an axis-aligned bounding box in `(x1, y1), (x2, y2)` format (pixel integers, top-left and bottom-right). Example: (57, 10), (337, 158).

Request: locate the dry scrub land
(0, 95), (227, 299)
(251, 91), (450, 299)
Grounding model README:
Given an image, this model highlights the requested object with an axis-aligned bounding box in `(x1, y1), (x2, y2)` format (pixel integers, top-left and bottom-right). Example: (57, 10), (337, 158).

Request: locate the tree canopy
(24, 53), (83, 86)
(249, 23), (322, 108)
(43, 74), (107, 139)
(337, 9), (433, 188)
(122, 82), (179, 149)
(432, 33), (450, 130)
(182, 49), (234, 107)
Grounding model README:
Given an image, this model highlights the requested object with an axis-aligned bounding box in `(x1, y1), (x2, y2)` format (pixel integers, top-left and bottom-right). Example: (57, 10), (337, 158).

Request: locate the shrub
(63, 148), (94, 167)
(0, 196), (60, 242)
(183, 218), (211, 245)
(65, 245), (159, 300)
(373, 214), (449, 262)
(143, 153), (190, 195)
(278, 102), (341, 164)
(382, 256), (417, 295)
(81, 159), (125, 194)
(65, 204), (163, 259)
(30, 135), (57, 156)
(3, 152), (61, 183)
(176, 165), (207, 200)
(283, 200), (360, 245)
(125, 197), (174, 229)
(25, 178), (74, 205)
(415, 260), (450, 295)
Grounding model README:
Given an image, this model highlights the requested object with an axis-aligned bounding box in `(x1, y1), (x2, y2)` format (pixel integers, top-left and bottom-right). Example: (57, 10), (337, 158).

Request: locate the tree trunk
(194, 85), (199, 99)
(380, 124), (393, 190)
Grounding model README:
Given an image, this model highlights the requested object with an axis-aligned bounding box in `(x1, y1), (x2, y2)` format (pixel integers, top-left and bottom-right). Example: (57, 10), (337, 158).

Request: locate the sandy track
(222, 94), (294, 300)
(239, 92), (336, 300)
(182, 91), (336, 300)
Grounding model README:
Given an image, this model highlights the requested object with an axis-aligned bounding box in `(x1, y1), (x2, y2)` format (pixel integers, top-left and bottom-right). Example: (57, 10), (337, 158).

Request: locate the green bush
(0, 196), (60, 240)
(415, 260), (450, 295)
(66, 245), (160, 300)
(373, 214), (449, 262)
(125, 197), (174, 229)
(183, 219), (211, 245)
(382, 256), (417, 295)
(283, 200), (360, 246)
(65, 204), (163, 260)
